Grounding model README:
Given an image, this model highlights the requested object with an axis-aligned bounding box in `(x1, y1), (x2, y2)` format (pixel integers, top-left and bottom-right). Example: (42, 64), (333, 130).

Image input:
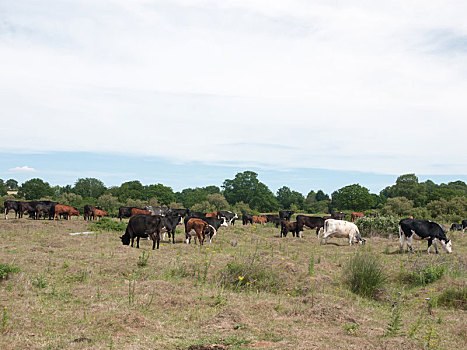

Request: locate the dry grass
(0, 218), (466, 349)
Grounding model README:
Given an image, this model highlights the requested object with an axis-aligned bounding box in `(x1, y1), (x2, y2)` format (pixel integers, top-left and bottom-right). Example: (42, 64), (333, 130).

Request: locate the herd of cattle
(3, 201), (459, 254)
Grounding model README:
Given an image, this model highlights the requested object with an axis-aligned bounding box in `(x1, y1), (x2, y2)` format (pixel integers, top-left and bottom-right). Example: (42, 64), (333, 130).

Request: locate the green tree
(381, 174), (427, 207)
(381, 197), (414, 217)
(331, 184), (374, 211)
(57, 192), (83, 208)
(73, 178), (107, 199)
(5, 179), (18, 190)
(145, 184), (175, 205)
(0, 183), (7, 196)
(97, 194), (120, 216)
(176, 186), (220, 208)
(18, 178), (53, 200)
(276, 186), (305, 210)
(315, 190), (329, 201)
(116, 181), (145, 201)
(206, 193), (230, 211)
(223, 171), (278, 212)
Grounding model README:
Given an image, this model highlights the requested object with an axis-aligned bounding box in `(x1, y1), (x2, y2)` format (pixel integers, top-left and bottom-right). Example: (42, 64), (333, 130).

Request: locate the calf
(121, 214), (162, 250)
(131, 208), (152, 216)
(54, 204), (79, 220)
(264, 214), (281, 228)
(4, 200), (21, 219)
(184, 215), (228, 243)
(185, 218), (210, 245)
(321, 219), (365, 246)
(281, 220), (299, 237)
(242, 213), (253, 225)
(279, 210), (294, 221)
(350, 212), (365, 222)
(252, 215), (267, 224)
(296, 215), (325, 237)
(399, 218), (452, 254)
(94, 209), (108, 219)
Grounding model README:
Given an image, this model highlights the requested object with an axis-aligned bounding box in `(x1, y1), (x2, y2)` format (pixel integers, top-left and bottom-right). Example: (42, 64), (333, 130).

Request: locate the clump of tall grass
(0, 263), (20, 280)
(399, 264), (446, 287)
(89, 217), (126, 232)
(436, 286), (467, 310)
(343, 250), (387, 299)
(217, 255), (283, 293)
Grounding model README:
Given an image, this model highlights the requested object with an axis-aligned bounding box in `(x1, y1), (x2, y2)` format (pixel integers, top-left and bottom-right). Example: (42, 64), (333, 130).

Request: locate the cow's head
(441, 239), (452, 253)
(120, 235), (130, 245)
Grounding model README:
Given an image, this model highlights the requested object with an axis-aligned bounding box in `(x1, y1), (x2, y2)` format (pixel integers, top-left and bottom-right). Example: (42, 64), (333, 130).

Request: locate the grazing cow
(19, 201), (36, 219)
(84, 205), (97, 221)
(94, 209), (107, 219)
(206, 211), (218, 217)
(217, 211), (238, 225)
(252, 215), (267, 224)
(184, 215), (227, 243)
(264, 214), (281, 227)
(399, 218), (452, 254)
(331, 212), (346, 220)
(462, 220), (467, 232)
(54, 204), (79, 220)
(279, 210), (294, 221)
(281, 220), (299, 237)
(185, 218), (210, 245)
(34, 201), (57, 220)
(242, 213), (253, 225)
(296, 215), (325, 237)
(351, 212), (365, 222)
(170, 208), (190, 217)
(145, 206), (171, 216)
(450, 223), (463, 231)
(4, 200), (21, 219)
(121, 214), (162, 250)
(160, 214), (183, 243)
(321, 219), (365, 245)
(131, 208), (152, 216)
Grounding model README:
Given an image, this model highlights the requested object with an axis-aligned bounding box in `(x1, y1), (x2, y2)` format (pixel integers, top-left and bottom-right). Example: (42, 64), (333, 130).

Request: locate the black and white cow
(462, 220), (467, 232)
(450, 223), (463, 231)
(4, 200), (21, 219)
(296, 215), (325, 237)
(160, 214), (183, 243)
(399, 218), (452, 254)
(279, 210), (294, 221)
(217, 210), (238, 225)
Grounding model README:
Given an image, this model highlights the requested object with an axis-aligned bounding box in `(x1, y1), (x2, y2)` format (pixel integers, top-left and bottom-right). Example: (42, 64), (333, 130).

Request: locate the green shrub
(343, 250), (387, 298)
(354, 216), (400, 237)
(217, 255), (283, 293)
(89, 217), (126, 232)
(437, 286), (467, 310)
(0, 263), (20, 280)
(400, 264), (446, 287)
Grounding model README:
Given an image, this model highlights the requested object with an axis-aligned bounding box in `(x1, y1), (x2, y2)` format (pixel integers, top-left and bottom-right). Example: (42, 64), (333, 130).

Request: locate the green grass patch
(436, 286), (467, 310)
(0, 263), (20, 280)
(88, 217), (126, 232)
(399, 263), (446, 287)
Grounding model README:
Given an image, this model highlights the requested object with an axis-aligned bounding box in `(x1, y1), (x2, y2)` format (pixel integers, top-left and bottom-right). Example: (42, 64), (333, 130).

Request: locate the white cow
(320, 219), (366, 246)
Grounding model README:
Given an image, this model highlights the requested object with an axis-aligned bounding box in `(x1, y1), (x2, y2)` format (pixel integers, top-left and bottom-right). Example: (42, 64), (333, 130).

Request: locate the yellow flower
(129, 273), (132, 276)
(287, 293), (290, 297)
(3, 307), (7, 310)
(206, 248), (209, 250)
(205, 260), (209, 263)
(238, 276), (244, 280)
(212, 251), (216, 253)
(176, 254), (180, 256)
(310, 277), (315, 280)
(336, 287), (339, 291)
(281, 258), (285, 260)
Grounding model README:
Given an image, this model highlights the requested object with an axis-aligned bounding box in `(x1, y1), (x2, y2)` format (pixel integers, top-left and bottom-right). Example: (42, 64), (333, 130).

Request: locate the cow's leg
(4, 209), (7, 220)
(406, 235), (413, 253)
(172, 229), (175, 244)
(399, 234), (406, 253)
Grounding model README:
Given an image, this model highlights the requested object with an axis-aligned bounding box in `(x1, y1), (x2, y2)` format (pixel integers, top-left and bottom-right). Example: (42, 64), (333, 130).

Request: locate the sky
(1, 1), (467, 195)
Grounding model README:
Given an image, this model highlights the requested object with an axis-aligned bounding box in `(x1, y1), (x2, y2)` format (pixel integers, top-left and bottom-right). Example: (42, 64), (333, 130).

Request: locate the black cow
(279, 210), (294, 221)
(4, 200), (21, 219)
(217, 210), (238, 225)
(32, 201), (57, 220)
(399, 218), (452, 254)
(19, 201), (36, 219)
(118, 206), (135, 221)
(242, 213), (253, 225)
(160, 214), (183, 244)
(296, 215), (325, 237)
(170, 208), (190, 217)
(450, 223), (463, 231)
(462, 220), (467, 232)
(331, 212), (346, 220)
(190, 211), (206, 217)
(264, 214), (281, 228)
(84, 205), (96, 221)
(120, 214), (162, 250)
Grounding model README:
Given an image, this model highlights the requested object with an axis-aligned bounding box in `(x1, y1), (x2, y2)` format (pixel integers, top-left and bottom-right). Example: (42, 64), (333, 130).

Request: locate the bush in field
(399, 264), (446, 287)
(437, 286), (467, 310)
(0, 263), (20, 280)
(343, 250), (387, 299)
(89, 217), (127, 232)
(354, 216), (400, 237)
(217, 255), (283, 293)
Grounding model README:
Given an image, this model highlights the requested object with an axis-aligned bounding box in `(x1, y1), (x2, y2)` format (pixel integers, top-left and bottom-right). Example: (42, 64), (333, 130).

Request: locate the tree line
(1, 171), (466, 221)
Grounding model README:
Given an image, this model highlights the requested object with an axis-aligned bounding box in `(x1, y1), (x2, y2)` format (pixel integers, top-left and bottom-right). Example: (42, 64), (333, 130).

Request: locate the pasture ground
(0, 217), (466, 349)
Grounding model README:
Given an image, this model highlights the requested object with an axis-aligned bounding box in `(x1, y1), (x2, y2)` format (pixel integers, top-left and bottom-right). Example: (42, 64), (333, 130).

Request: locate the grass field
(0, 217), (466, 349)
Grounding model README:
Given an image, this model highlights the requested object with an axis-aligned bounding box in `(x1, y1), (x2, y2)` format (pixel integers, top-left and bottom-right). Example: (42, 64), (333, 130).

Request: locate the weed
(0, 263), (20, 280)
(407, 316), (423, 339)
(423, 324), (439, 349)
(436, 286), (467, 310)
(343, 250), (387, 299)
(32, 275), (48, 289)
(137, 251), (150, 267)
(1, 307), (7, 333)
(399, 263), (446, 287)
(128, 273), (135, 305)
(343, 323), (359, 335)
(308, 254), (315, 277)
(385, 303), (403, 336)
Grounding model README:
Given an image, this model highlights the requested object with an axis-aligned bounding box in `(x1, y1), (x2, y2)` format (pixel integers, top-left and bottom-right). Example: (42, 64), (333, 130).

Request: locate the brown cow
(131, 208), (152, 216)
(350, 212), (365, 222)
(185, 218), (210, 245)
(94, 209), (108, 219)
(280, 220), (299, 237)
(54, 204), (79, 220)
(206, 211), (218, 217)
(252, 215), (267, 224)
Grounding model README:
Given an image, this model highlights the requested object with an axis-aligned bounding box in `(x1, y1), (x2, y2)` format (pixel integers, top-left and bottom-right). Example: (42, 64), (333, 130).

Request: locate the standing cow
(321, 219), (365, 246)
(121, 214), (162, 250)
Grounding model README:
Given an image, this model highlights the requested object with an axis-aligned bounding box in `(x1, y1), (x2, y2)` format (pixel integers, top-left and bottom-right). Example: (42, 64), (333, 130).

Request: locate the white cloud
(0, 1), (466, 175)
(9, 166), (37, 172)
